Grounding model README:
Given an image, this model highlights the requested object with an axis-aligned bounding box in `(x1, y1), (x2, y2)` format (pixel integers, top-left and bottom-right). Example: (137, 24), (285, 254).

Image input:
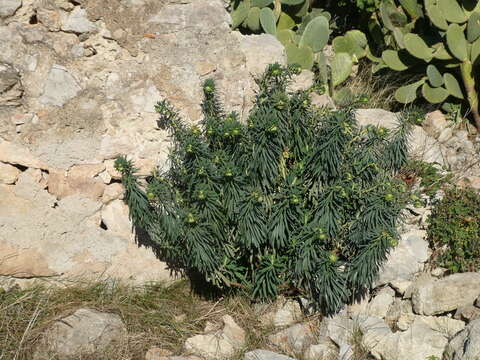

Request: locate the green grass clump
(427, 187), (480, 273)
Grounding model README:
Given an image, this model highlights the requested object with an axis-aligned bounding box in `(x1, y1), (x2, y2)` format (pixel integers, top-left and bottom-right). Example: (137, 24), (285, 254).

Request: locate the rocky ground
(1, 0), (480, 359)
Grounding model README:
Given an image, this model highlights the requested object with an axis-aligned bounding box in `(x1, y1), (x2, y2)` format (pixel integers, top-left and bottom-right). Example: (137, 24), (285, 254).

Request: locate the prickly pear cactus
(230, 0), (369, 94)
(371, 0), (480, 130)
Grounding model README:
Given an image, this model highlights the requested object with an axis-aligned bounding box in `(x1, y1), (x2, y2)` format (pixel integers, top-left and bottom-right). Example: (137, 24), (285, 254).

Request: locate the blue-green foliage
(115, 64), (412, 314)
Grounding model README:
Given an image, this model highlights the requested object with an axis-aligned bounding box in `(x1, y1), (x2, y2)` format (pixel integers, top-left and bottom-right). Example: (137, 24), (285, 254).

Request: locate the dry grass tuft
(0, 279), (280, 360)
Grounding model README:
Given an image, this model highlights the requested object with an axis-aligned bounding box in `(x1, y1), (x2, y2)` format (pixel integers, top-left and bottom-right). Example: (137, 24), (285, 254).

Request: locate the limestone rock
(245, 350), (295, 360)
(423, 111), (448, 138)
(444, 318), (480, 360)
(102, 183), (124, 203)
(184, 315), (245, 360)
(0, 62), (23, 106)
(0, 162), (21, 184)
(385, 299), (415, 331)
(47, 168), (105, 200)
(0, 0), (21, 18)
(454, 305), (480, 322)
(61, 7), (96, 33)
(34, 308), (126, 360)
(411, 273), (480, 315)
(319, 312), (354, 348)
(288, 70), (314, 92)
(367, 287), (396, 319)
(268, 322), (315, 353)
(0, 141), (49, 169)
(237, 33), (286, 76)
(303, 340), (338, 360)
(356, 109), (399, 128)
(376, 230), (428, 287)
(101, 199), (131, 236)
(361, 315), (454, 360)
(260, 298), (303, 327)
(310, 93), (336, 109)
(40, 65), (81, 106)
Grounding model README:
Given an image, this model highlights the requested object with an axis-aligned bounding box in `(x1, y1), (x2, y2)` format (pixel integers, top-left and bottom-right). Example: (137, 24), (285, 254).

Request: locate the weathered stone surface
(245, 350), (295, 360)
(423, 110), (448, 138)
(184, 315), (245, 360)
(0, 62), (23, 106)
(356, 109), (399, 129)
(411, 273), (480, 315)
(34, 308), (126, 360)
(288, 70), (314, 92)
(0, 0), (286, 286)
(361, 315), (456, 360)
(0, 0), (21, 18)
(454, 304), (480, 322)
(268, 322), (316, 353)
(0, 162), (21, 184)
(303, 340), (338, 360)
(237, 34), (286, 76)
(260, 298), (303, 327)
(376, 230), (428, 287)
(310, 93), (335, 109)
(61, 7), (96, 33)
(319, 312), (354, 348)
(39, 65), (81, 106)
(445, 318), (480, 360)
(367, 287), (396, 319)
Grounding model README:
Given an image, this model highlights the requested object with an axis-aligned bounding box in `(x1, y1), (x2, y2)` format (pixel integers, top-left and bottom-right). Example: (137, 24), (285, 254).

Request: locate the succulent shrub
(115, 64), (412, 314)
(369, 0), (480, 130)
(427, 187), (480, 273)
(229, 0), (369, 93)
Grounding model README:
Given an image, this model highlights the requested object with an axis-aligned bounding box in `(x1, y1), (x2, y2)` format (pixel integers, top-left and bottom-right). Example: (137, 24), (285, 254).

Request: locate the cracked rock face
(0, 0), (286, 287)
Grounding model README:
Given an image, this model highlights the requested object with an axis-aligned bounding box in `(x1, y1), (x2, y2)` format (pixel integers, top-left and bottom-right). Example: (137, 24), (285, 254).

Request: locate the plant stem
(460, 61), (480, 131)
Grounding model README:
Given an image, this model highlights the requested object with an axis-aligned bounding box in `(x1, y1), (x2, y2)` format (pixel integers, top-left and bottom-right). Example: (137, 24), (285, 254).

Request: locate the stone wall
(0, 0), (286, 286)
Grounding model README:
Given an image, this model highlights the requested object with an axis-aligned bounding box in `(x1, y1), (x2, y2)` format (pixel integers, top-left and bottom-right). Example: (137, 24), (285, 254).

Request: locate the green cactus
(372, 0), (480, 131)
(229, 0), (369, 96)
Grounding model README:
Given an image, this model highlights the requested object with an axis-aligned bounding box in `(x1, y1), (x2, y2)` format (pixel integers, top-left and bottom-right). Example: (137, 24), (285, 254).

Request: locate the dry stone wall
(0, 0), (286, 287)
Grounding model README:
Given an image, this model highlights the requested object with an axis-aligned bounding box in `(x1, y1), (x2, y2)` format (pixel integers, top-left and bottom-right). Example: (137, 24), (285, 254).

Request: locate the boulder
(367, 286), (396, 319)
(34, 308), (126, 360)
(268, 322), (316, 353)
(318, 312), (354, 348)
(361, 315), (457, 360)
(184, 315), (245, 360)
(303, 340), (338, 360)
(260, 297), (303, 328)
(376, 230), (429, 287)
(423, 111), (448, 138)
(454, 305), (480, 322)
(445, 318), (480, 360)
(245, 350), (295, 360)
(411, 273), (480, 315)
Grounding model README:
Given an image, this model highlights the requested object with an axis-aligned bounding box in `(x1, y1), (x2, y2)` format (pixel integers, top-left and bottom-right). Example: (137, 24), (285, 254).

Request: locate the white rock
(245, 350), (295, 360)
(376, 230), (429, 287)
(40, 65), (81, 106)
(356, 109), (399, 128)
(411, 273), (480, 315)
(367, 287), (396, 319)
(184, 315), (245, 360)
(361, 315), (454, 360)
(303, 340), (338, 360)
(61, 7), (96, 33)
(268, 322), (315, 353)
(102, 183), (124, 203)
(237, 33), (286, 76)
(34, 308), (126, 360)
(319, 312), (354, 348)
(288, 70), (314, 92)
(0, 162), (21, 184)
(101, 199), (131, 236)
(423, 111), (448, 138)
(389, 280), (412, 296)
(0, 140), (49, 169)
(0, 0), (21, 18)
(310, 93), (336, 109)
(260, 298), (303, 327)
(444, 318), (480, 360)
